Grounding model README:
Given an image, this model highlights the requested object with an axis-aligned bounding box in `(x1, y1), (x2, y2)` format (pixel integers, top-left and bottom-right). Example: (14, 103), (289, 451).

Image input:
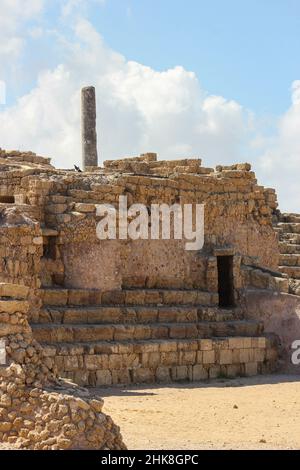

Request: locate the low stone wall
(0, 283), (126, 450)
(241, 289), (300, 374)
(43, 336), (279, 387)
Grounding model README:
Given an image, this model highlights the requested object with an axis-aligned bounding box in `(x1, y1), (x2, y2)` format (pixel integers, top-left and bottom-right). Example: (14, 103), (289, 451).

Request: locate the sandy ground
(0, 374), (299, 451)
(99, 374), (300, 450)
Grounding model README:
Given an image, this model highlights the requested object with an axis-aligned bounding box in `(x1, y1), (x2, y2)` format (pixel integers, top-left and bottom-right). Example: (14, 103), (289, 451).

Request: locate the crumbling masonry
(2, 146), (300, 447)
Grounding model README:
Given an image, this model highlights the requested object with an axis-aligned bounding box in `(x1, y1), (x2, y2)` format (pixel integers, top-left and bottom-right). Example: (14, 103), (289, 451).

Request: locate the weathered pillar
(81, 86), (98, 170)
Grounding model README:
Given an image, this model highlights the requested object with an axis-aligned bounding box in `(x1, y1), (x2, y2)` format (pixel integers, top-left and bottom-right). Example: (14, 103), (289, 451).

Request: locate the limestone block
(96, 370), (112, 386)
(159, 341), (178, 353)
(147, 352), (161, 368)
(199, 339), (213, 351)
(244, 362), (258, 376)
(64, 356), (79, 372)
(219, 349), (233, 365)
(73, 370), (89, 386)
(125, 290), (146, 305)
(46, 204), (67, 214)
(123, 353), (139, 368)
(137, 308), (158, 323)
(161, 352), (178, 366)
(74, 203), (96, 213)
(132, 368), (154, 384)
(254, 348), (266, 362)
(75, 326), (113, 342)
(273, 277), (289, 293)
(251, 337), (266, 349)
(202, 350), (215, 364)
(208, 365), (221, 379)
(133, 342), (159, 353)
(42, 289), (68, 306)
(192, 364), (208, 381)
(179, 350), (196, 365)
(228, 337), (246, 349)
(101, 290), (124, 305)
(171, 366), (189, 381)
(232, 349), (241, 363)
(239, 348), (255, 363)
(0, 339), (6, 365)
(226, 364), (240, 378)
(134, 325), (151, 340)
(111, 369), (131, 385)
(242, 337), (253, 349)
(108, 354), (123, 370)
(177, 340), (198, 351)
(56, 214), (71, 224)
(0, 300), (29, 314)
(155, 367), (171, 383)
(0, 283), (29, 299)
(114, 344), (132, 356)
(114, 325), (135, 341)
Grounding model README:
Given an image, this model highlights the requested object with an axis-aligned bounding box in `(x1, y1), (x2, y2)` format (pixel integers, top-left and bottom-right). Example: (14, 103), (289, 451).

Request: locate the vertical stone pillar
(81, 86), (98, 170)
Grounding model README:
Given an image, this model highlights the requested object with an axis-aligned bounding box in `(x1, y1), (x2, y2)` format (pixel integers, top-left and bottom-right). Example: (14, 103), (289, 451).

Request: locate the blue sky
(7, 0), (300, 114)
(89, 0), (300, 115)
(0, 0), (299, 211)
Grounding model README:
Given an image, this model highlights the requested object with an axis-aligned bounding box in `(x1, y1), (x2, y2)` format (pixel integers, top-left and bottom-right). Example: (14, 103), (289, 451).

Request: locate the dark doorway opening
(217, 255), (235, 308)
(44, 237), (57, 260)
(0, 196), (15, 203)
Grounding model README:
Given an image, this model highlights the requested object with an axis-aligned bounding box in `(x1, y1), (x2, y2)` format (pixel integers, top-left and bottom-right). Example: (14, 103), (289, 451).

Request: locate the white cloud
(0, 18), (249, 173)
(61, 0), (106, 17)
(0, 0), (44, 59)
(0, 81), (6, 105)
(0, 4), (299, 212)
(255, 81), (300, 212)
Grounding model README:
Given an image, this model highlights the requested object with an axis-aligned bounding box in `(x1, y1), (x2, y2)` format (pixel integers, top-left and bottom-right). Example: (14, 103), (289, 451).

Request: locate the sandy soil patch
(99, 374), (300, 450)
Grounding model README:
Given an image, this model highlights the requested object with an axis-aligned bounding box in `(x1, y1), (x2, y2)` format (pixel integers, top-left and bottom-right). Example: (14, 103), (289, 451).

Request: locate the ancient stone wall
(14, 154), (280, 294)
(0, 150), (288, 389)
(241, 289), (300, 374)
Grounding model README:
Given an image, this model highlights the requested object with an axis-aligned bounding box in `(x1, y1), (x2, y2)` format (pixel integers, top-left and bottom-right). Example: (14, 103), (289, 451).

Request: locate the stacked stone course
(0, 149), (293, 394)
(0, 281), (125, 449)
(274, 212), (300, 295)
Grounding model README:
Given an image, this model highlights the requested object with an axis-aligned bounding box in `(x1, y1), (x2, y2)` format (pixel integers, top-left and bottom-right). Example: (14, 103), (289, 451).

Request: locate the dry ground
(0, 374), (299, 451)
(99, 374), (300, 450)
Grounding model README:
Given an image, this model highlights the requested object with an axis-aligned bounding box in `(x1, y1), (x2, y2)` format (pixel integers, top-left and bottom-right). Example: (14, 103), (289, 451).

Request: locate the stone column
(81, 86), (98, 170)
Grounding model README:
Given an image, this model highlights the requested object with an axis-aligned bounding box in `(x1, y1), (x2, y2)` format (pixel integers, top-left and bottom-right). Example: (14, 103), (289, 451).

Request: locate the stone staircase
(30, 287), (278, 387)
(276, 213), (300, 280)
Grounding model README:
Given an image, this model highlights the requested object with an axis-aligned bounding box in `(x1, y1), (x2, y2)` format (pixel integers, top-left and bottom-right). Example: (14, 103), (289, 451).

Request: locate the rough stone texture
(0, 286), (125, 450)
(241, 289), (300, 374)
(81, 87), (98, 171)
(1, 148), (299, 391)
(274, 213), (300, 294)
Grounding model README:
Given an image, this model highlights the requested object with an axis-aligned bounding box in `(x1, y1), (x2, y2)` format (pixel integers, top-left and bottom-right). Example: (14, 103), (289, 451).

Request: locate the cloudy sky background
(0, 0), (299, 211)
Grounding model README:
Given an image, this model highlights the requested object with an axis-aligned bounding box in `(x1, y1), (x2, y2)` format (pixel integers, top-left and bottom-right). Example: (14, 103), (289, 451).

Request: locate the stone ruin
(0, 142), (299, 448)
(0, 282), (125, 450)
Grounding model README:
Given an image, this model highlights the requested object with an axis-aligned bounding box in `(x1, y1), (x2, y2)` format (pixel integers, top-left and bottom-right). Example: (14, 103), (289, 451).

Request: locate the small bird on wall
(74, 165), (82, 172)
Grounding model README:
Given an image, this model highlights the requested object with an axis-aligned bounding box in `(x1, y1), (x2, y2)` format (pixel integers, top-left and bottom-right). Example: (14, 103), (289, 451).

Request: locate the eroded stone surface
(0, 148), (298, 407)
(0, 289), (125, 450)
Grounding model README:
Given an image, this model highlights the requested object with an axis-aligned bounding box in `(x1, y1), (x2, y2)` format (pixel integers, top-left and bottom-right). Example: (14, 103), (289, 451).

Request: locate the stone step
(279, 253), (300, 267)
(279, 266), (300, 279)
(40, 288), (218, 307)
(39, 336), (278, 386)
(277, 222), (300, 234)
(280, 213), (300, 224)
(33, 305), (240, 325)
(279, 243), (300, 254)
(32, 320), (264, 344)
(280, 233), (300, 244)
